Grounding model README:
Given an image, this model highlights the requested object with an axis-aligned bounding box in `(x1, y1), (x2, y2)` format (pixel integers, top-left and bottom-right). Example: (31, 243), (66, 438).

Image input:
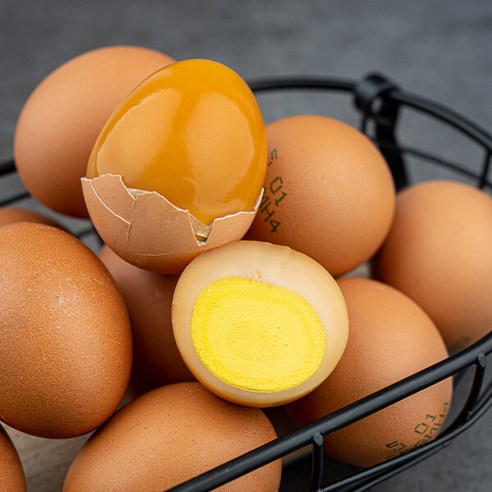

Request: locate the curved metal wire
(248, 76), (356, 95)
(0, 158), (15, 176)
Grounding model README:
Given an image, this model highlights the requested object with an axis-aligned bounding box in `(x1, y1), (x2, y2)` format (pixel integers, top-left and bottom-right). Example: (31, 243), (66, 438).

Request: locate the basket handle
(354, 73), (408, 191)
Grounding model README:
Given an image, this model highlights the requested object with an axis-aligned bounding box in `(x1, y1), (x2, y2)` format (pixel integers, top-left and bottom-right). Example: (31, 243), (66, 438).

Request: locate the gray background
(1, 1), (491, 491)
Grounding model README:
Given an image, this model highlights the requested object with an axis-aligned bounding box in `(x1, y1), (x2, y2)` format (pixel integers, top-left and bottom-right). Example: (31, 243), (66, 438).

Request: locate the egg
(288, 278), (452, 467)
(82, 58), (267, 274)
(374, 180), (492, 350)
(14, 45), (175, 218)
(245, 115), (396, 277)
(0, 206), (61, 228)
(98, 245), (194, 393)
(0, 424), (26, 492)
(172, 240), (348, 407)
(63, 382), (281, 491)
(0, 223), (132, 438)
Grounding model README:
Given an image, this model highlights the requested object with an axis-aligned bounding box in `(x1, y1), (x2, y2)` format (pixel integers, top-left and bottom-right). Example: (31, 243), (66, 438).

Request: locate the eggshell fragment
(0, 222), (132, 438)
(288, 278), (452, 467)
(63, 382), (281, 491)
(0, 425), (26, 492)
(82, 174), (262, 274)
(172, 240), (349, 407)
(98, 245), (194, 393)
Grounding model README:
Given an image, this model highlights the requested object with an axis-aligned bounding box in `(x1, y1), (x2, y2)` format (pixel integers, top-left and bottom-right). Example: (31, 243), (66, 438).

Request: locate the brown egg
(0, 206), (61, 228)
(288, 278), (452, 468)
(0, 223), (132, 438)
(0, 424), (26, 492)
(98, 245), (194, 393)
(245, 115), (396, 277)
(374, 180), (492, 350)
(14, 45), (175, 218)
(63, 382), (281, 491)
(172, 240), (348, 407)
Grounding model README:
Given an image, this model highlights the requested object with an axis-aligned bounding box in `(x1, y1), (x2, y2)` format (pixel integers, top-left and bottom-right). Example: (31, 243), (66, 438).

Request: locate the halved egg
(172, 240), (349, 407)
(82, 59), (267, 274)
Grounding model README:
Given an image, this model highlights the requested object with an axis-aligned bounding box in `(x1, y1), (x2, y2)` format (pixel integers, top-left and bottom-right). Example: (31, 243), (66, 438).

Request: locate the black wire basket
(1, 73), (492, 491)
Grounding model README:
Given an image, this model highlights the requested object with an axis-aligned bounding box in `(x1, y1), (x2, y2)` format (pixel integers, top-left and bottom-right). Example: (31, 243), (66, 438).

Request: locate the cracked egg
(82, 59), (267, 274)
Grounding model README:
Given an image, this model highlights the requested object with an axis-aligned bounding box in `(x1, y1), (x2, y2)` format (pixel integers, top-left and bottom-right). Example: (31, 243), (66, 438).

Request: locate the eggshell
(82, 174), (262, 274)
(245, 115), (396, 277)
(63, 382), (281, 491)
(172, 240), (349, 407)
(374, 180), (492, 350)
(98, 245), (194, 393)
(0, 222), (132, 438)
(0, 206), (62, 228)
(14, 46), (175, 218)
(288, 278), (452, 467)
(0, 424), (26, 492)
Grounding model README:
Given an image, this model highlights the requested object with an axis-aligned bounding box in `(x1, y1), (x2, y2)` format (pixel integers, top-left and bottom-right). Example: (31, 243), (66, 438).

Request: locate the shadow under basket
(1, 72), (491, 492)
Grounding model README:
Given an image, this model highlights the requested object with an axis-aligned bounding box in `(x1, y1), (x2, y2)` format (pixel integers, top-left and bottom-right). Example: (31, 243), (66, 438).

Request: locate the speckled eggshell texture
(63, 382), (281, 491)
(0, 222), (132, 438)
(0, 425), (26, 492)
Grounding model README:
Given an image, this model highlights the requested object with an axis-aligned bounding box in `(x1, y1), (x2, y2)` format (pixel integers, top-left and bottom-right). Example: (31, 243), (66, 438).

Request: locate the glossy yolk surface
(191, 276), (326, 392)
(87, 59), (267, 225)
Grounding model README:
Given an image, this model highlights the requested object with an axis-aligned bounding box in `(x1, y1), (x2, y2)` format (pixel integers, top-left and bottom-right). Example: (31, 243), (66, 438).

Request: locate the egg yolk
(191, 276), (326, 392)
(87, 59), (267, 226)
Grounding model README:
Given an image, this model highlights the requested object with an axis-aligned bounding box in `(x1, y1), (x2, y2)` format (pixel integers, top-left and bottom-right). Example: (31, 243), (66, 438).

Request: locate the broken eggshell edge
(81, 174), (263, 274)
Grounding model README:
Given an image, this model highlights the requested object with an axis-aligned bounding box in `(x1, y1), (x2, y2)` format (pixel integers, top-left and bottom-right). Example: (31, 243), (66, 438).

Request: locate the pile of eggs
(1, 45), (491, 491)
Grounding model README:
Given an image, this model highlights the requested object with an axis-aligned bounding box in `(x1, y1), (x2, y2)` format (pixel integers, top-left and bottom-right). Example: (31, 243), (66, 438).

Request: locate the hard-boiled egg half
(82, 59), (267, 274)
(172, 240), (349, 407)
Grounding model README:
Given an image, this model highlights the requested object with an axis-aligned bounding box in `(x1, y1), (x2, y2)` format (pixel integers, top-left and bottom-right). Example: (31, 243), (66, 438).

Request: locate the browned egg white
(0, 223), (132, 438)
(63, 382), (281, 491)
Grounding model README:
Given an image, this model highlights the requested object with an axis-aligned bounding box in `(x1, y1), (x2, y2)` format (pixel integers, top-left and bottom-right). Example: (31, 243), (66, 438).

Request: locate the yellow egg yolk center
(86, 59), (267, 225)
(191, 276), (326, 392)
